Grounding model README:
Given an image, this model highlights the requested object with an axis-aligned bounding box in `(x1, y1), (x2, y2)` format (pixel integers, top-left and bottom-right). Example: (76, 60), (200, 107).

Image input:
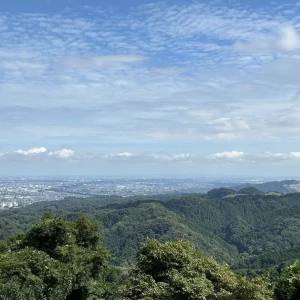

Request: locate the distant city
(0, 176), (294, 209)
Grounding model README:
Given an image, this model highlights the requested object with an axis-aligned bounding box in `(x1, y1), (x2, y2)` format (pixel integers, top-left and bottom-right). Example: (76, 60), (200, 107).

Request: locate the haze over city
(1, 0), (300, 176)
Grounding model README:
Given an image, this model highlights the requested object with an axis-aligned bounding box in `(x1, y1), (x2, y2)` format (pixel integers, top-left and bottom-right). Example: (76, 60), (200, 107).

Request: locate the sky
(1, 0), (300, 176)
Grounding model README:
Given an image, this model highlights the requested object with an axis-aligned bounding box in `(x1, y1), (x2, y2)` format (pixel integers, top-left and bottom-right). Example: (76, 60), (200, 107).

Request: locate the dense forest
(2, 187), (300, 298)
(0, 214), (299, 299)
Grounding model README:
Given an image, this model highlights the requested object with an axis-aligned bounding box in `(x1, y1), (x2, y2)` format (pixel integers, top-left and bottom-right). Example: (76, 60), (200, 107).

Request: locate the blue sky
(1, 0), (300, 176)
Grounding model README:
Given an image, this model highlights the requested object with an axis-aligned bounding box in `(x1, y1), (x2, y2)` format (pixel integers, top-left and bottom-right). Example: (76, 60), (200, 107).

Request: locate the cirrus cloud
(1, 1), (300, 175)
(64, 55), (147, 70)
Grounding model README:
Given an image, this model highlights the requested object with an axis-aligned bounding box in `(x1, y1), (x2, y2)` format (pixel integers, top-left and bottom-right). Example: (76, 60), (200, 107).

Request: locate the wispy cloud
(4, 148), (300, 166)
(64, 55), (147, 69)
(234, 24), (300, 52)
(209, 151), (300, 162)
(1, 1), (300, 175)
(99, 152), (193, 162)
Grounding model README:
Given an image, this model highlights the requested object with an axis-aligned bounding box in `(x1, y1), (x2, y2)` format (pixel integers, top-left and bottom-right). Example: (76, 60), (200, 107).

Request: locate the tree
(121, 239), (272, 300)
(274, 260), (300, 300)
(207, 188), (236, 199)
(238, 187), (264, 195)
(0, 214), (110, 300)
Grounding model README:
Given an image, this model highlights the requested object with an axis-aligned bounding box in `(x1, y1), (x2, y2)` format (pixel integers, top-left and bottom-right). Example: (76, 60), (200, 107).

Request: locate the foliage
(231, 180), (298, 194)
(3, 212), (300, 299)
(207, 188), (236, 199)
(0, 248), (73, 300)
(121, 239), (273, 300)
(0, 214), (110, 300)
(238, 187), (264, 195)
(274, 261), (300, 300)
(2, 191), (300, 275)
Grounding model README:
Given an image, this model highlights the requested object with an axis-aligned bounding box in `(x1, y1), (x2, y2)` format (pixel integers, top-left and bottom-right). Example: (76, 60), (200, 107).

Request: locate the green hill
(231, 180), (300, 193)
(1, 191), (300, 276)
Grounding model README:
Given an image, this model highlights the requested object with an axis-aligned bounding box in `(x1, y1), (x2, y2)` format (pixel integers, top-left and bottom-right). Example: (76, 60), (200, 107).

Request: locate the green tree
(238, 187), (264, 195)
(274, 260), (300, 299)
(121, 239), (272, 300)
(0, 214), (110, 300)
(207, 188), (236, 199)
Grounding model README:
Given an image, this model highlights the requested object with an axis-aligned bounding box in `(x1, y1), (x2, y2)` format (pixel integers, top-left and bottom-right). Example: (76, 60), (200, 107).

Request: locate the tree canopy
(1, 215), (300, 299)
(121, 239), (273, 300)
(0, 214), (109, 300)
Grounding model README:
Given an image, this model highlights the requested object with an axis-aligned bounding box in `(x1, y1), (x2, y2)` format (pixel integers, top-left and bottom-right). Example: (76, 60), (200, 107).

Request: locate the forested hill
(231, 179), (300, 193)
(1, 190), (300, 276)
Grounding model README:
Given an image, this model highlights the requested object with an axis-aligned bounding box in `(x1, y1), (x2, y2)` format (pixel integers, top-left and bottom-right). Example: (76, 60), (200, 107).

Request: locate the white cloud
(15, 147), (47, 155)
(5, 148), (300, 175)
(209, 151), (300, 162)
(209, 151), (244, 159)
(48, 149), (75, 159)
(234, 25), (300, 52)
(257, 152), (286, 158)
(289, 152), (300, 159)
(100, 152), (193, 162)
(101, 152), (134, 159)
(117, 152), (134, 157)
(148, 153), (193, 161)
(2, 2), (300, 175)
(278, 25), (300, 51)
(252, 152), (300, 160)
(1, 147), (75, 160)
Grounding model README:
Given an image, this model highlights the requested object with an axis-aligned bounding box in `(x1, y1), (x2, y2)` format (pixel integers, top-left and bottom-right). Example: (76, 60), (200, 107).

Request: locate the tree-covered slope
(96, 201), (238, 265)
(164, 193), (300, 252)
(3, 214), (300, 299)
(231, 180), (300, 193)
(0, 197), (239, 265)
(1, 192), (300, 274)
